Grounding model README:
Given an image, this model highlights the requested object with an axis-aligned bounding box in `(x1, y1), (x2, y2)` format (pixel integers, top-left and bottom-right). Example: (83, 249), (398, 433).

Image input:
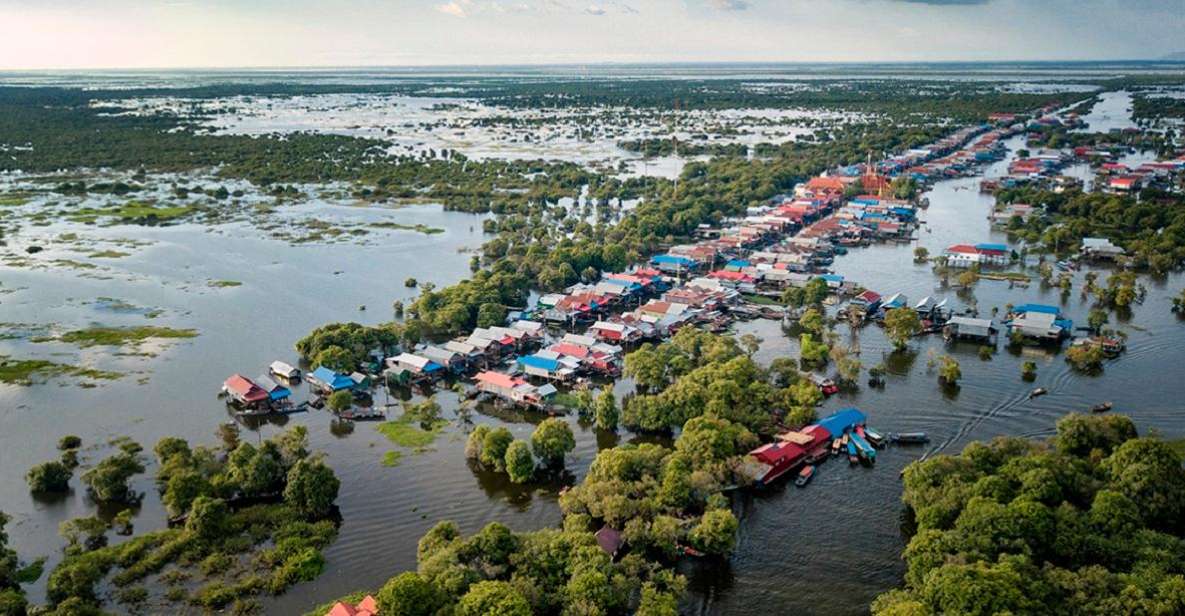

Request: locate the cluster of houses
(221, 361), (302, 414)
(876, 123), (1010, 181)
(1095, 158), (1185, 194)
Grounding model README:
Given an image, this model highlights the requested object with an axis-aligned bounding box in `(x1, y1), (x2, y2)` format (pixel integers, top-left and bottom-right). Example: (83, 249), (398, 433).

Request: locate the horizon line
(3, 58), (1185, 74)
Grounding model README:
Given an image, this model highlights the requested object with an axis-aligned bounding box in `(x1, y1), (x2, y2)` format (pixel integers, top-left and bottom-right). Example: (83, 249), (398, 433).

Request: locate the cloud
(584, 5), (606, 15)
(889, 0), (991, 4)
(435, 1), (471, 18)
(709, 0), (750, 10)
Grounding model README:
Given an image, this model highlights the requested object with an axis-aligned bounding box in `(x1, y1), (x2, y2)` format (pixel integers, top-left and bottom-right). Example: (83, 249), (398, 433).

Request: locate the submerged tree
(531, 419), (575, 467)
(884, 308), (923, 351)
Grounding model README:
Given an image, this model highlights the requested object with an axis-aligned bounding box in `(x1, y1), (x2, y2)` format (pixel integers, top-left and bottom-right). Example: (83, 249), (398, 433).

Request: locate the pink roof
(708, 270), (751, 281)
(326, 596), (378, 616)
(550, 343), (590, 359)
(224, 374), (268, 402)
(476, 371), (522, 389)
(946, 244), (978, 254)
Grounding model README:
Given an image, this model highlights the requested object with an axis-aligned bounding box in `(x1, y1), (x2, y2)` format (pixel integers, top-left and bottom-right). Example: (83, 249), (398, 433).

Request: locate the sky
(0, 0), (1182, 69)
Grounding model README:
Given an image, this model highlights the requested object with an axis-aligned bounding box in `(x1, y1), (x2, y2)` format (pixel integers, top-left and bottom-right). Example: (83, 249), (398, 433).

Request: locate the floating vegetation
(207, 280), (242, 288)
(368, 221), (445, 234)
(54, 326), (198, 348)
(87, 250), (130, 258)
(0, 356), (123, 385)
(376, 415), (446, 450)
(380, 450), (404, 467)
(90, 297), (164, 319)
(0, 193), (31, 207)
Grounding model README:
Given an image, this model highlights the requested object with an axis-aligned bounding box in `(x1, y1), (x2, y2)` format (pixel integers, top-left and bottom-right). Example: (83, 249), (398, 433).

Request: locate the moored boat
(889, 432), (930, 445)
(849, 431), (876, 463)
(795, 465), (815, 487)
(864, 427), (886, 447)
(1029, 387), (1048, 398)
(1091, 401), (1113, 413)
(846, 440), (859, 464)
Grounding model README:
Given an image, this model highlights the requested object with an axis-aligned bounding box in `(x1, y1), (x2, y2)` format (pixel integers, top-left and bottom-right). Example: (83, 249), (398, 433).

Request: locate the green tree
(456, 580), (531, 616)
(465, 425), (490, 462)
(326, 390), (354, 413)
(938, 355), (961, 385)
(314, 346), (355, 373)
(476, 302), (506, 328)
(1088, 308), (1109, 333)
(594, 387), (619, 431)
(913, 246), (929, 262)
(26, 461), (71, 493)
(689, 509), (738, 556)
(480, 427), (514, 472)
(162, 470), (211, 518)
(284, 458), (341, 519)
(376, 572), (440, 616)
(185, 496), (230, 543)
(80, 452), (144, 503)
(504, 441), (535, 484)
(884, 308), (922, 350)
(530, 419), (575, 467)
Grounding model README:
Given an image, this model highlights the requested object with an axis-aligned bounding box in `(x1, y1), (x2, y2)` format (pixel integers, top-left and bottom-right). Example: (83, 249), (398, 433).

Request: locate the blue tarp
(651, 254), (696, 266)
(518, 355), (561, 372)
(727, 259), (750, 268)
(269, 387), (291, 401)
(422, 362), (445, 373)
(311, 366), (355, 391)
(816, 408), (867, 438)
(817, 274), (844, 283)
(975, 243), (1009, 252)
(890, 207), (916, 220)
(1013, 303), (1060, 316)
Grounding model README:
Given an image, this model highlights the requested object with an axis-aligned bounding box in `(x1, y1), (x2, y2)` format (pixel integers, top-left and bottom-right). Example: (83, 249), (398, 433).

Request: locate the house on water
(1008, 311), (1071, 342)
(308, 366), (357, 394)
(223, 374), (270, 409)
(269, 360), (301, 381)
(254, 374), (292, 403)
(944, 316), (998, 343)
(474, 371), (555, 410)
(389, 353), (446, 381)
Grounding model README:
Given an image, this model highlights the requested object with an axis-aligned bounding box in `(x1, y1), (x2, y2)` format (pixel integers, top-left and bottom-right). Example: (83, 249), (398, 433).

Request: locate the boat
(889, 432), (930, 445)
(849, 431), (877, 463)
(830, 438), (842, 456)
(795, 465), (815, 488)
(864, 427), (886, 447)
(1091, 402), (1114, 413)
(846, 440), (859, 464)
(1029, 387), (1048, 398)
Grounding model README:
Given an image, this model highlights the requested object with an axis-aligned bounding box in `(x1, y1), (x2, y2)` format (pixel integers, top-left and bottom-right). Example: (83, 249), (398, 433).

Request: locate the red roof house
(326, 595), (378, 616)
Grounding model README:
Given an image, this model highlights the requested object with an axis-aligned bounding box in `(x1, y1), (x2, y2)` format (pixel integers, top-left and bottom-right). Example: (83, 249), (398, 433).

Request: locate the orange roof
(806, 177), (846, 192)
(476, 371), (521, 389)
(326, 595), (378, 616)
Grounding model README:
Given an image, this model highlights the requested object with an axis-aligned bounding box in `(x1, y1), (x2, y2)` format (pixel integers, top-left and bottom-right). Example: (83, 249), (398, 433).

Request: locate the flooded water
(3, 78), (1185, 616)
(691, 133), (1185, 616)
(1074, 90), (1137, 133)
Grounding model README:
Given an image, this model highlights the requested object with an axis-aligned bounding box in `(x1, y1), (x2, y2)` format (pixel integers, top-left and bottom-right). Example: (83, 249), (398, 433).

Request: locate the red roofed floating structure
(223, 374), (269, 407)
